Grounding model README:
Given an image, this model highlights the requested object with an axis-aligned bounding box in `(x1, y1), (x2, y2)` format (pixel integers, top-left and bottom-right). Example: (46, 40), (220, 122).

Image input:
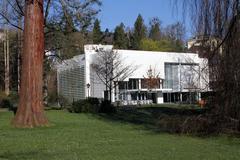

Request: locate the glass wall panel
(58, 66), (85, 102)
(164, 63), (200, 91)
(164, 63), (179, 90)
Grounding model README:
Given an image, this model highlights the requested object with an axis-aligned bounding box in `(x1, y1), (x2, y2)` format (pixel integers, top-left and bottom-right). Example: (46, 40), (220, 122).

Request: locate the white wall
(84, 45), (113, 98)
(116, 49), (204, 80)
(57, 44), (209, 101)
(83, 45), (209, 100)
(118, 50), (209, 92)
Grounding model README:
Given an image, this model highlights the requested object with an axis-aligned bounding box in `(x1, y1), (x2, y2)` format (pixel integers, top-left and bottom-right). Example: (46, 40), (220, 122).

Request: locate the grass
(108, 104), (206, 128)
(0, 110), (240, 160)
(140, 103), (201, 109)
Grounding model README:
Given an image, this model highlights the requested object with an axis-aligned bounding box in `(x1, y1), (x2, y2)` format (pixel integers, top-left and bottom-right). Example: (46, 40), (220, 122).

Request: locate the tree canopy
(113, 23), (128, 49)
(92, 19), (103, 44)
(149, 17), (162, 41)
(132, 14), (147, 50)
(0, 0), (102, 58)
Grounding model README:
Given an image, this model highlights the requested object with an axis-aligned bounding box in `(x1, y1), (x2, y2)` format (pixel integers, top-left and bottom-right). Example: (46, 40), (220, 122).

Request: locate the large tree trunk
(12, 0), (48, 128)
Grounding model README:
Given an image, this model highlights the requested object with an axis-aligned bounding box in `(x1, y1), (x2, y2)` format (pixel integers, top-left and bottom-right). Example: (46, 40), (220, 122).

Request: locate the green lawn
(0, 110), (240, 160)
(140, 103), (201, 109)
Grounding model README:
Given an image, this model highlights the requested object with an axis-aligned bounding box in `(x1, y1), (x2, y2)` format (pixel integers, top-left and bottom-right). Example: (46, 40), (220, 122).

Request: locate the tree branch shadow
(92, 106), (207, 134)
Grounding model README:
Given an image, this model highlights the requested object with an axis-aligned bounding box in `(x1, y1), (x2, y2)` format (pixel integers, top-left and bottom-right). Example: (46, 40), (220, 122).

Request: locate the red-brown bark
(12, 0), (48, 128)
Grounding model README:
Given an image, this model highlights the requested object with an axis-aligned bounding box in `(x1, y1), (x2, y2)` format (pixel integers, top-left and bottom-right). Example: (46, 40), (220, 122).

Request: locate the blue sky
(97, 0), (192, 38)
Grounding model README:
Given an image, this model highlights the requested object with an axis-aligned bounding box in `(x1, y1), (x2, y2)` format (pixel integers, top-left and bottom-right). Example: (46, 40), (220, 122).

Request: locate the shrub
(69, 98), (116, 114)
(0, 92), (16, 109)
(87, 97), (100, 106)
(181, 114), (222, 135)
(157, 114), (186, 133)
(1, 99), (12, 108)
(57, 95), (71, 109)
(99, 100), (116, 113)
(47, 93), (58, 104)
(0, 92), (8, 108)
(71, 98), (100, 113)
(71, 100), (84, 113)
(75, 100), (92, 113)
(8, 91), (19, 105)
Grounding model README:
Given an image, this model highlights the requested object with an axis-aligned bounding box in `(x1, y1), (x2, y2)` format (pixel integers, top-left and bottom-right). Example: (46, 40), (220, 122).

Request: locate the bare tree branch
(91, 49), (136, 101)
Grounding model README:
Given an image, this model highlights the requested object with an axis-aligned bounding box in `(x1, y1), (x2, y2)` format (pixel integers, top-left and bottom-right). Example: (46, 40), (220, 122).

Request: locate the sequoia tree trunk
(12, 0), (48, 128)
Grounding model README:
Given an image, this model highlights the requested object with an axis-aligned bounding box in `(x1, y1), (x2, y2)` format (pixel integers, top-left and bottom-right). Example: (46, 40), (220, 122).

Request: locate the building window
(141, 79), (147, 89)
(118, 81), (127, 90)
(128, 79), (139, 90)
(164, 63), (200, 90)
(141, 78), (161, 89)
(164, 63), (179, 89)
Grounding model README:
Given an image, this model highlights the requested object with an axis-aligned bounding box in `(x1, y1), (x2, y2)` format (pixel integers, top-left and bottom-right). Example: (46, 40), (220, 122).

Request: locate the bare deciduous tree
(143, 65), (162, 91)
(180, 0), (240, 131)
(91, 49), (136, 102)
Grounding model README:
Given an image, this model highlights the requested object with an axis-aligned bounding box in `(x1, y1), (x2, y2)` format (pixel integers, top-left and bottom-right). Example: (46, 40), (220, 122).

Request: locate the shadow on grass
(92, 106), (207, 134)
(0, 149), (73, 160)
(0, 150), (41, 160)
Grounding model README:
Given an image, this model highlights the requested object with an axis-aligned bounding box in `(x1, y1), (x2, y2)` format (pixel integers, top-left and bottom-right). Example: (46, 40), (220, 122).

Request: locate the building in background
(187, 35), (222, 57)
(187, 36), (222, 90)
(57, 45), (209, 105)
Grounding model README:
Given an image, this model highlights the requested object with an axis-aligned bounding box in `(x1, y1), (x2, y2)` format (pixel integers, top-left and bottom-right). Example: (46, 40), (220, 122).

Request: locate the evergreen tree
(149, 17), (161, 41)
(126, 28), (134, 49)
(102, 28), (113, 45)
(113, 23), (128, 49)
(132, 14), (146, 50)
(92, 19), (102, 44)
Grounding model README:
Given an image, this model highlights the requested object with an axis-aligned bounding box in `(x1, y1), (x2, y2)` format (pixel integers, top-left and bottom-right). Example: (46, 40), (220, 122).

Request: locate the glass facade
(141, 78), (161, 89)
(164, 63), (179, 90)
(58, 66), (85, 102)
(128, 79), (139, 90)
(164, 63), (200, 91)
(181, 64), (200, 90)
(118, 81), (128, 90)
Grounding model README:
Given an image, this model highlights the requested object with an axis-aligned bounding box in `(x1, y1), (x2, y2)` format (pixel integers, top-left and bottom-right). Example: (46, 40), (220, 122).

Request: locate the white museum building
(57, 45), (209, 105)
